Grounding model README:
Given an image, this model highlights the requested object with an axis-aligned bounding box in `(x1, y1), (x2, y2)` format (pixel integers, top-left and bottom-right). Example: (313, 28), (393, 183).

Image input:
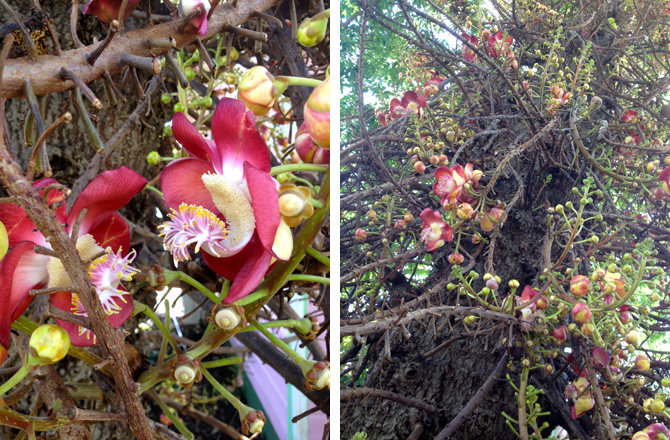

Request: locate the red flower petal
(67, 167), (147, 237)
(389, 98), (401, 119)
(172, 112), (220, 166)
(202, 233), (273, 303)
(0, 202), (46, 248)
(210, 98), (271, 174)
(0, 242), (49, 358)
(592, 347), (610, 368)
(83, 0), (141, 23)
(88, 213), (130, 256)
(160, 158), (218, 212)
(244, 163), (280, 255)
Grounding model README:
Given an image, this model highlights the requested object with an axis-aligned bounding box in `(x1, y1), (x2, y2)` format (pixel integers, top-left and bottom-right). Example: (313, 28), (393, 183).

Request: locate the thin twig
(61, 68), (102, 109)
(26, 112), (72, 181)
(87, 21), (119, 65)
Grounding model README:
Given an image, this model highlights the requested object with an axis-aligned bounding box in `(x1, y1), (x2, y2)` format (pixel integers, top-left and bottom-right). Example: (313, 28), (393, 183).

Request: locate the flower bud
(636, 355), (650, 372)
(295, 123), (329, 164)
(304, 77), (330, 149)
(147, 151), (162, 166)
(241, 410), (266, 435)
(394, 219), (406, 229)
(366, 209), (377, 220)
(633, 431), (651, 440)
(238, 67), (282, 116)
(404, 212), (414, 223)
(457, 203), (473, 220)
(297, 10), (330, 47)
(591, 268), (605, 281)
(571, 303), (592, 324)
(305, 361), (330, 391)
(213, 305), (246, 331)
(448, 253), (464, 265)
(414, 161), (425, 173)
(551, 326), (568, 344)
(509, 280), (520, 289)
(626, 330), (639, 346)
(28, 324), (70, 366)
(570, 275), (590, 297)
(355, 228), (367, 242)
(573, 395), (595, 418)
(651, 400), (666, 413)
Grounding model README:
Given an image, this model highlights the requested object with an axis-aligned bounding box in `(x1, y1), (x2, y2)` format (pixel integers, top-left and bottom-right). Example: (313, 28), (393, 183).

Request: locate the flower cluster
(461, 29), (516, 68)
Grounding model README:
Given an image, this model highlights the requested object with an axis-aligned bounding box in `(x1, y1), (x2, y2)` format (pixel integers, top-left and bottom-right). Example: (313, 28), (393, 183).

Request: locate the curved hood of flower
(161, 99), (281, 302)
(461, 33), (479, 63)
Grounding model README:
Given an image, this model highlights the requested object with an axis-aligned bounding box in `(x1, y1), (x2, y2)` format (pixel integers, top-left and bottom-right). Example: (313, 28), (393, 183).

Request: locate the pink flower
(432, 163), (483, 204)
(390, 91), (428, 119)
(0, 167), (146, 358)
(621, 110), (639, 123)
(83, 0), (142, 23)
(160, 99), (283, 303)
(461, 33), (479, 63)
(659, 167), (670, 197)
(181, 0), (211, 36)
(419, 209), (453, 252)
(488, 31), (513, 58)
(518, 285), (540, 309)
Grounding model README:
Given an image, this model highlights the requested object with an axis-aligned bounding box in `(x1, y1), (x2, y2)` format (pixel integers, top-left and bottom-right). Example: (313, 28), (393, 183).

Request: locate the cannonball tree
(0, 0), (330, 439)
(340, 0), (670, 439)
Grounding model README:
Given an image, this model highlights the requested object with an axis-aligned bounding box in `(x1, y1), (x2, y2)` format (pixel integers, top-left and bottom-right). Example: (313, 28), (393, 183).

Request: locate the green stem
(199, 365), (244, 411)
(147, 389), (194, 440)
(144, 185), (164, 198)
(234, 288), (269, 307)
(308, 198), (324, 208)
(220, 279), (231, 300)
(250, 318), (300, 362)
(239, 319), (306, 333)
(170, 270), (220, 304)
(0, 365), (29, 396)
(137, 301), (180, 355)
(270, 164), (329, 176)
(287, 274), (330, 284)
(305, 245), (330, 267)
(157, 300), (171, 364)
(281, 76), (323, 87)
(201, 356), (243, 368)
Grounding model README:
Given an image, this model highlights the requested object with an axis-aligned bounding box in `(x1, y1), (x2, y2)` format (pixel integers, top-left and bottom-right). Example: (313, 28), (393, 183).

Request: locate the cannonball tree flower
(390, 91), (428, 120)
(180, 0), (211, 37)
(551, 325), (568, 344)
(488, 31), (513, 58)
(461, 33), (479, 63)
(432, 163), (483, 204)
(419, 209), (453, 252)
(160, 99), (284, 303)
(622, 109), (640, 123)
(0, 167), (146, 357)
(237, 67), (286, 117)
(565, 377), (594, 418)
(83, 0), (141, 23)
